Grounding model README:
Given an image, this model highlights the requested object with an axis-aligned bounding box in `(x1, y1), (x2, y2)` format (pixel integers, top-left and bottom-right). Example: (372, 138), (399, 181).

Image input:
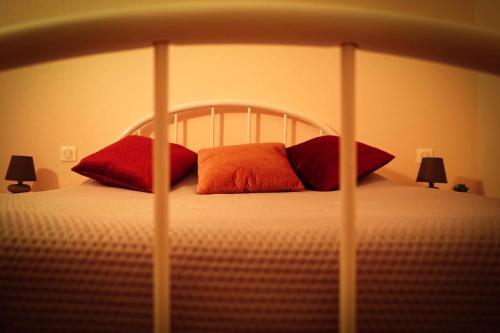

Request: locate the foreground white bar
(340, 43), (357, 333)
(211, 106), (215, 147)
(153, 42), (170, 333)
(247, 107), (252, 143)
(283, 113), (288, 145)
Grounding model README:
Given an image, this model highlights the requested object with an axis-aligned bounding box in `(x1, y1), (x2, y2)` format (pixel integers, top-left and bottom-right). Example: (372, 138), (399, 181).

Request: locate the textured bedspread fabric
(1, 175), (500, 333)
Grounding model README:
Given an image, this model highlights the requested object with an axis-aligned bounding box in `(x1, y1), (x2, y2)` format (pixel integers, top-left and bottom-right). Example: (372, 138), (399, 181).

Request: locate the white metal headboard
(121, 101), (338, 146)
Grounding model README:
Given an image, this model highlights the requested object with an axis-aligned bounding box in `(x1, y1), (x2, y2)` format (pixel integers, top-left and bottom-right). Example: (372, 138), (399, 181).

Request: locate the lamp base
(427, 182), (439, 189)
(8, 183), (31, 193)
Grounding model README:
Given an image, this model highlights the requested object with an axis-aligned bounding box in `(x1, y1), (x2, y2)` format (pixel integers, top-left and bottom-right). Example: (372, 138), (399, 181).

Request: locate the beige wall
(476, 0), (500, 198)
(0, 0), (496, 197)
(0, 49), (153, 191)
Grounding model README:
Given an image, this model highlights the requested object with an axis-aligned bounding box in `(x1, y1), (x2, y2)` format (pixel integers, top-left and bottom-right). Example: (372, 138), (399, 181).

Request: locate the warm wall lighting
(5, 155), (37, 193)
(416, 157), (447, 189)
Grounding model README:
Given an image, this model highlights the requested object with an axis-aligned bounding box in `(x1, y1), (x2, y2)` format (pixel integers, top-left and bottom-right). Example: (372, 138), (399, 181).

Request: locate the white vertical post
(173, 113), (178, 144)
(340, 43), (357, 333)
(153, 42), (170, 333)
(247, 107), (252, 143)
(283, 113), (288, 145)
(210, 106), (215, 147)
(319, 129), (324, 136)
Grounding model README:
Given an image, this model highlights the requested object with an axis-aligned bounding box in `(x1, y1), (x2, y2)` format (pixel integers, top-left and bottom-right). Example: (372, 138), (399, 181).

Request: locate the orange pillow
(197, 143), (304, 194)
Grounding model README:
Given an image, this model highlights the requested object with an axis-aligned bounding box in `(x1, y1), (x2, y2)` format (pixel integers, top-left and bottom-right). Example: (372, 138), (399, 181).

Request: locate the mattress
(1, 174), (499, 333)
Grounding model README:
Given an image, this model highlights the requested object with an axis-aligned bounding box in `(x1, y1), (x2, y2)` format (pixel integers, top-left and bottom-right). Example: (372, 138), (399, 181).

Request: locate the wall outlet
(60, 146), (77, 162)
(416, 148), (434, 163)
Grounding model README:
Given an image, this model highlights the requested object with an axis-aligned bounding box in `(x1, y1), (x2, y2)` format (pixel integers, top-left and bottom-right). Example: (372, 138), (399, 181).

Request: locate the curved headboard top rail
(1, 1), (500, 74)
(121, 101), (337, 143)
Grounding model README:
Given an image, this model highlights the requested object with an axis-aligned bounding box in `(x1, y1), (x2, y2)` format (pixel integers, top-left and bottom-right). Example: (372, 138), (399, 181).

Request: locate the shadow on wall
(377, 168), (413, 186)
(32, 168), (59, 192)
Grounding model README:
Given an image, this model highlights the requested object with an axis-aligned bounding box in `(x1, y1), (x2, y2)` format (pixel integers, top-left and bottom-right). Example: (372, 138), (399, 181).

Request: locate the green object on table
(453, 183), (469, 192)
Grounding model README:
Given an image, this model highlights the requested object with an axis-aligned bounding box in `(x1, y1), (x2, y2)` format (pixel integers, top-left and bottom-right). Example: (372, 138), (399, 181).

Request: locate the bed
(1, 104), (500, 333)
(1, 172), (500, 333)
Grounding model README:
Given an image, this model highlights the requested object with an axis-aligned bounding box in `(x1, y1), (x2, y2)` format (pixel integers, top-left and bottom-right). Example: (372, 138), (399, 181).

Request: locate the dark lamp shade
(416, 157), (447, 185)
(5, 155), (37, 181)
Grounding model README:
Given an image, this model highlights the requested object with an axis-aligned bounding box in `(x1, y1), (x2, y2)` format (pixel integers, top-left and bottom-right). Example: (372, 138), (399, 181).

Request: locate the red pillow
(286, 135), (394, 191)
(72, 136), (197, 192)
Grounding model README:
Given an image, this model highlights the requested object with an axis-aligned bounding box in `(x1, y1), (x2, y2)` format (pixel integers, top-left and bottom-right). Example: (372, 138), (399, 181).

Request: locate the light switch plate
(60, 146), (77, 162)
(416, 148), (434, 163)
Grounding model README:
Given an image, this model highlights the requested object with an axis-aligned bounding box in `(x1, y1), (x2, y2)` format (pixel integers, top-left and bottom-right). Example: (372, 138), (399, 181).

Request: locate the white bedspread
(1, 174), (499, 333)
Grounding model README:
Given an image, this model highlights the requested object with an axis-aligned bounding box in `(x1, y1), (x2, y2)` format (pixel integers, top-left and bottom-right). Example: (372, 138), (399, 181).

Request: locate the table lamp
(5, 155), (37, 193)
(416, 157), (447, 189)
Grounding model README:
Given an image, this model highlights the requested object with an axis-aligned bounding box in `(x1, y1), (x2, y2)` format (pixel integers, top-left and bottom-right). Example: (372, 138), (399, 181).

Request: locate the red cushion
(72, 136), (197, 192)
(286, 135), (395, 191)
